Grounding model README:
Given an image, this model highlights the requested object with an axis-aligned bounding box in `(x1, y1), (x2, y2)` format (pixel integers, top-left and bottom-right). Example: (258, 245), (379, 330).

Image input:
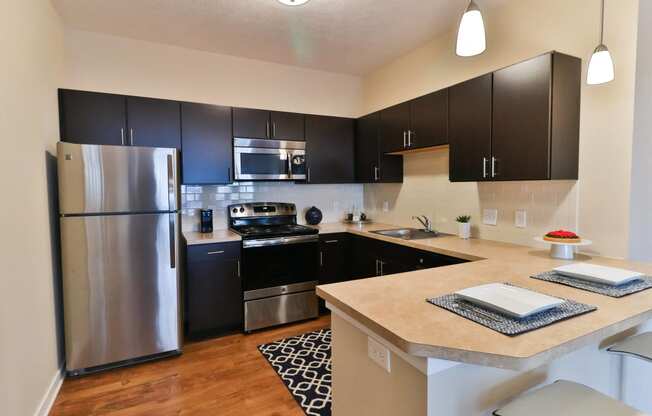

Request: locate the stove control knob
(232, 208), (238, 214)
(239, 207), (245, 213)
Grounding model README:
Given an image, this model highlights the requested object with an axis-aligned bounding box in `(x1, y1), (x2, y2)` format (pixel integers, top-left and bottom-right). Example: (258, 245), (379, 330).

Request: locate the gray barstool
(608, 332), (652, 362)
(493, 380), (647, 416)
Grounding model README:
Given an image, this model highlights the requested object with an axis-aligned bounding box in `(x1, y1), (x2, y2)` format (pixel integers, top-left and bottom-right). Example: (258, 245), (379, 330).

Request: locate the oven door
(241, 236), (319, 293)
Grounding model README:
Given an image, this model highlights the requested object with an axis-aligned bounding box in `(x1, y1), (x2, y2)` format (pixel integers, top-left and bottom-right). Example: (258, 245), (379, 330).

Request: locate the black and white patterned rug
(258, 329), (332, 416)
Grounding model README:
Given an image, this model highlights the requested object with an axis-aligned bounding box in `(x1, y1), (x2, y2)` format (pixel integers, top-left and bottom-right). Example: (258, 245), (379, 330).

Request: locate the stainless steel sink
(371, 228), (448, 240)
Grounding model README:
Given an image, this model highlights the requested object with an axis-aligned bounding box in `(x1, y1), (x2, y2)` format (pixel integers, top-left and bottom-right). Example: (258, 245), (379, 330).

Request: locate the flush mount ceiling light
(277, 0), (310, 6)
(587, 0), (615, 85)
(456, 0), (486, 57)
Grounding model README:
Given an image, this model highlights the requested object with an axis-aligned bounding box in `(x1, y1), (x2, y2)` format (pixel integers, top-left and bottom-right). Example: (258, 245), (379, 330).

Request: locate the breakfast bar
(316, 225), (652, 415)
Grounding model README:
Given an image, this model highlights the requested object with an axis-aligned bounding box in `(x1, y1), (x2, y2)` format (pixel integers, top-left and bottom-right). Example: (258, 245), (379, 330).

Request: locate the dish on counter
(554, 263), (645, 286)
(544, 230), (581, 243)
(455, 283), (565, 319)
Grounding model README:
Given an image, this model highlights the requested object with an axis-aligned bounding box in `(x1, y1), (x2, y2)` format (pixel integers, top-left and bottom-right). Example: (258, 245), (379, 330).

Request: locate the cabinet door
(350, 236), (380, 279)
(449, 74), (493, 182)
(58, 89), (126, 145)
(409, 89), (448, 149)
(306, 115), (354, 183)
(186, 243), (242, 337)
(181, 102), (233, 185)
(270, 111), (305, 140)
(380, 102), (411, 153)
(233, 108), (270, 139)
(126, 97), (181, 149)
(355, 113), (381, 183)
(319, 234), (351, 284)
(492, 54), (551, 180)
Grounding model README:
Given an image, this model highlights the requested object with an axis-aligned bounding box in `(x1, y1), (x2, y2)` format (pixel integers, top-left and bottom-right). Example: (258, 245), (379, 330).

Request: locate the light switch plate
(368, 337), (391, 373)
(515, 209), (527, 228)
(483, 208), (498, 226)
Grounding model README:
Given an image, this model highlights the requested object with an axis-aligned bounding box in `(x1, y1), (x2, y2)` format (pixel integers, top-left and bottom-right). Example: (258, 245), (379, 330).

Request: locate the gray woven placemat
(531, 271), (652, 298)
(426, 289), (597, 336)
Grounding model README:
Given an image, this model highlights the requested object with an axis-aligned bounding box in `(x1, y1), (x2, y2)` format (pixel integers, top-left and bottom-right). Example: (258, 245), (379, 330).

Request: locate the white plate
(554, 263), (644, 286)
(455, 283), (565, 319)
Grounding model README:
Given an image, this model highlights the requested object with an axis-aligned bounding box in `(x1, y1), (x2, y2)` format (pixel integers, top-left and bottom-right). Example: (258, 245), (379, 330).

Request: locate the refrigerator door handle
(167, 154), (176, 211)
(169, 213), (176, 269)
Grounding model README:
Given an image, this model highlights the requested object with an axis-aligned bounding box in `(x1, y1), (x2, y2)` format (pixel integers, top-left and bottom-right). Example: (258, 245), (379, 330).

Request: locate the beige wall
(62, 29), (363, 118)
(0, 0), (64, 415)
(362, 0), (640, 258)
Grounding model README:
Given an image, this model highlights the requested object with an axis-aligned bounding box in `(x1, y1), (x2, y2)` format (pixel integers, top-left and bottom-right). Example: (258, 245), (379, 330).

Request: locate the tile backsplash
(181, 182), (364, 231)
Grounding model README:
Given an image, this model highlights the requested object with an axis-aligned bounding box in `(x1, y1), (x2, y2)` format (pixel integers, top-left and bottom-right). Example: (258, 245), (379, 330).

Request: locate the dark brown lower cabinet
(186, 242), (242, 338)
(318, 234), (352, 313)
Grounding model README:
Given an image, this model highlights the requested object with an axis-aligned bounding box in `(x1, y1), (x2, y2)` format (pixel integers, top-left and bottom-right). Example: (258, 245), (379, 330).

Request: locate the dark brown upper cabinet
(449, 52), (580, 182)
(126, 97), (181, 149)
(380, 102), (411, 153)
(305, 115), (355, 184)
(233, 108), (305, 140)
(270, 111), (305, 140)
(59, 89), (127, 146)
(449, 74), (493, 182)
(380, 90), (448, 154)
(492, 52), (580, 181)
(59, 89), (181, 149)
(181, 102), (233, 185)
(355, 112), (403, 183)
(409, 89), (448, 149)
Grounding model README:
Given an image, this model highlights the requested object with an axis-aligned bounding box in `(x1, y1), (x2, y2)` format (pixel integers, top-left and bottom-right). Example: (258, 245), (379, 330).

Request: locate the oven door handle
(242, 234), (318, 248)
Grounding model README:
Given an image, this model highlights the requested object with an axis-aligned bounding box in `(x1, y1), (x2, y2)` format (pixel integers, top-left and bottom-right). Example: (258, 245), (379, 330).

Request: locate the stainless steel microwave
(233, 138), (306, 181)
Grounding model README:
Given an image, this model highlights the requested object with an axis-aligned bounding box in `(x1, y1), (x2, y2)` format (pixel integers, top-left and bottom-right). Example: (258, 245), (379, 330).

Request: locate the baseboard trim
(35, 367), (64, 416)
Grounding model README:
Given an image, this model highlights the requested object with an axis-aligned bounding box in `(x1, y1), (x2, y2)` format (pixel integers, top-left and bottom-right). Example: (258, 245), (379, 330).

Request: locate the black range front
(229, 202), (320, 332)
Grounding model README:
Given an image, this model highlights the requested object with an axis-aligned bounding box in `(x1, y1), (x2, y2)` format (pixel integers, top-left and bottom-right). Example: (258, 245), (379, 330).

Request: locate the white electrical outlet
(515, 209), (527, 228)
(382, 201), (390, 212)
(368, 336), (391, 373)
(482, 208), (498, 226)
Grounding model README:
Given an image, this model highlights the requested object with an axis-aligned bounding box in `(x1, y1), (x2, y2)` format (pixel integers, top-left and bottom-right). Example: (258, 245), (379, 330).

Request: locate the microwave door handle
(287, 152), (293, 179)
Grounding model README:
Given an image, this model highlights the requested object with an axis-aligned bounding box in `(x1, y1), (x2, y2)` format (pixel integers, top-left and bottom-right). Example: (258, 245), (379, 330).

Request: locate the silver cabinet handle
(307, 167), (311, 183)
(491, 156), (497, 178)
(207, 250), (225, 255)
(375, 259), (379, 276)
(319, 251), (323, 267)
(408, 130), (413, 147)
(120, 128), (125, 145)
(266, 121), (270, 139)
(374, 166), (380, 181)
(237, 259), (241, 277)
(272, 122), (277, 138)
(129, 128), (134, 146)
(324, 240), (339, 244)
(483, 157), (488, 179)
(380, 261), (384, 276)
(403, 131), (407, 148)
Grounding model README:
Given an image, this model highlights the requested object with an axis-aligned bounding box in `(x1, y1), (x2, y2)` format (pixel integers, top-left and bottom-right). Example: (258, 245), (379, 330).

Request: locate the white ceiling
(52, 0), (507, 76)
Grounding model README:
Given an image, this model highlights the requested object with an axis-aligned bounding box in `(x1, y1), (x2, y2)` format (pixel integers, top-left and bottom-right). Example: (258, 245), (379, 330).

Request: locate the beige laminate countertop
(314, 222), (652, 370)
(183, 229), (241, 245)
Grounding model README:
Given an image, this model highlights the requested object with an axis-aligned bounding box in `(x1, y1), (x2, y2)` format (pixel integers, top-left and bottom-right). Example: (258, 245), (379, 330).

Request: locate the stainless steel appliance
(233, 138), (306, 181)
(229, 202), (319, 331)
(57, 142), (181, 376)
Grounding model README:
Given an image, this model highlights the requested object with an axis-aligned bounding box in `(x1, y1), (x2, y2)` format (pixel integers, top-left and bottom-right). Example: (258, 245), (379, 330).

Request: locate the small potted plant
(456, 215), (471, 239)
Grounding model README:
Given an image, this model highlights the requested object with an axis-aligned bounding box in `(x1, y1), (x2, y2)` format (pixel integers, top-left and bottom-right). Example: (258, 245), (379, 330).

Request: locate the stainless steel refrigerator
(57, 142), (181, 376)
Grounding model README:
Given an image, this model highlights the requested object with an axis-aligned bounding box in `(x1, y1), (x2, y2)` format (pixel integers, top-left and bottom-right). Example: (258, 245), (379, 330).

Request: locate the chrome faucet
(412, 215), (434, 233)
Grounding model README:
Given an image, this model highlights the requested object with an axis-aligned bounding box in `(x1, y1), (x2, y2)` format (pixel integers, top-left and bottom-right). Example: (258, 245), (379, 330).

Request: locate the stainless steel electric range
(228, 202), (320, 332)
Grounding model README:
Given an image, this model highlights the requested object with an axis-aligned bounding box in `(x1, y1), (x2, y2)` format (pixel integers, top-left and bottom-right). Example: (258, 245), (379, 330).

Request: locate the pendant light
(456, 1), (486, 57)
(587, 0), (615, 84)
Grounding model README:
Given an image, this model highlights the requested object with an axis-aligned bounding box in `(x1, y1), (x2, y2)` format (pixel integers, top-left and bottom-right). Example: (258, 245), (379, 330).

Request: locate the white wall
(62, 29), (362, 118)
(0, 1), (64, 415)
(362, 0), (640, 258)
(628, 0), (652, 261)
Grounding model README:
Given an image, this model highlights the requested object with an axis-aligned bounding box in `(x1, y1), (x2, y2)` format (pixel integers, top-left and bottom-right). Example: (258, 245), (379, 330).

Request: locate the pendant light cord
(600, 0), (605, 44)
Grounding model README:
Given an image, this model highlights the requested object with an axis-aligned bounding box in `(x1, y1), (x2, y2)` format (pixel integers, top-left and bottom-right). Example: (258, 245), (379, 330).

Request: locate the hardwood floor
(50, 316), (330, 416)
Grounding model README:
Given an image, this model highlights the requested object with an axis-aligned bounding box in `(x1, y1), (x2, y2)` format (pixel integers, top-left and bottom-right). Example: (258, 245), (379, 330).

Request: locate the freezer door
(60, 212), (181, 372)
(57, 142), (178, 215)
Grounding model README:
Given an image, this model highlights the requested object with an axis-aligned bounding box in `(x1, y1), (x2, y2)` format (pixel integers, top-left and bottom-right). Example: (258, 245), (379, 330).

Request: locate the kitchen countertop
(183, 229), (241, 245)
(314, 222), (652, 370)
